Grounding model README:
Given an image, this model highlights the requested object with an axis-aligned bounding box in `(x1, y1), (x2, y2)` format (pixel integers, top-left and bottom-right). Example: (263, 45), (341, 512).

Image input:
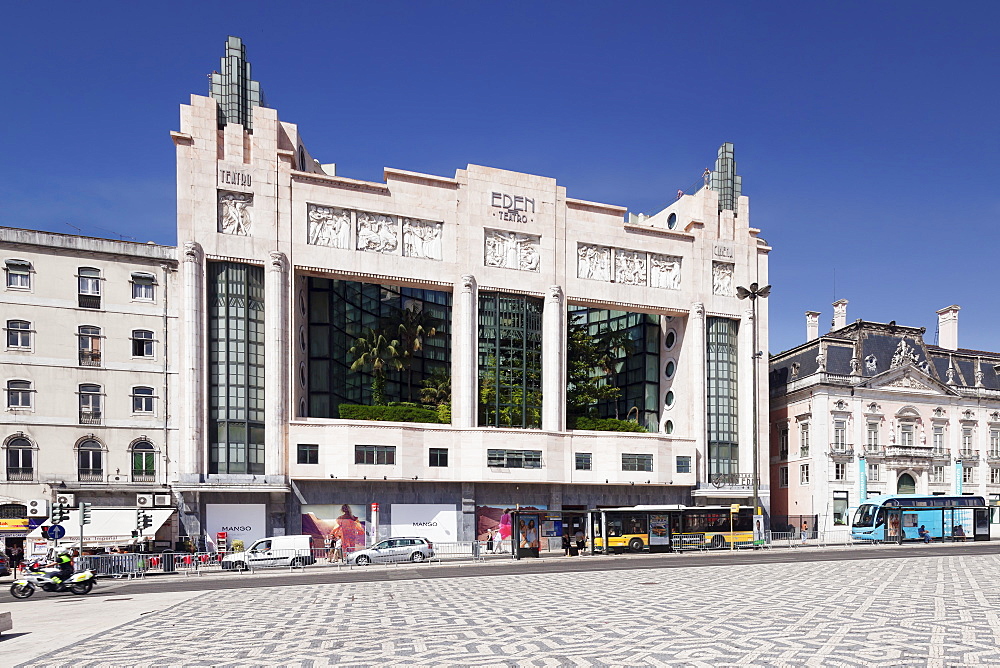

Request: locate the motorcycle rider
(48, 550), (74, 588)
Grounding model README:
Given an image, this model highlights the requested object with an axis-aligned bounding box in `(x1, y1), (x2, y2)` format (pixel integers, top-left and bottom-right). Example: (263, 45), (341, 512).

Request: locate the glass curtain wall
(478, 292), (543, 428)
(706, 317), (739, 475)
(208, 262), (265, 474)
(567, 306), (660, 430)
(307, 277), (450, 417)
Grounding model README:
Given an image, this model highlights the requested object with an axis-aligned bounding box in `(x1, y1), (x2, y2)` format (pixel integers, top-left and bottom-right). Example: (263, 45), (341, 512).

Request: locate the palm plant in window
(392, 304), (439, 402)
(349, 328), (403, 405)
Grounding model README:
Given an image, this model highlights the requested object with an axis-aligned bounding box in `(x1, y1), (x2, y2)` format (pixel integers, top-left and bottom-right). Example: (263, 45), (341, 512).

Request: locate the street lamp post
(736, 282), (771, 519)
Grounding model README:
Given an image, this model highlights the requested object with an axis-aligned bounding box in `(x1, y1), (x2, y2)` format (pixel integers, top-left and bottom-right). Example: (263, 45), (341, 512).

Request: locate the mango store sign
(390, 504), (458, 544)
(205, 503), (266, 546)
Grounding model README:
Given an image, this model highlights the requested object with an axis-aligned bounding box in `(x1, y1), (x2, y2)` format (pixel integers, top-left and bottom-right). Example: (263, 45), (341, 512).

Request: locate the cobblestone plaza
(17, 551), (1000, 666)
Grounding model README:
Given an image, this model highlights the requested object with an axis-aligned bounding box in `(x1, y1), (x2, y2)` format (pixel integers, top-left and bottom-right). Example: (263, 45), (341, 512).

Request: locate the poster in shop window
(301, 504), (368, 553)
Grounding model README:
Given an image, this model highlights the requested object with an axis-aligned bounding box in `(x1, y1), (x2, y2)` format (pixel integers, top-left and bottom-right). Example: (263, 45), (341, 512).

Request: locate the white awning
(27, 508), (173, 544)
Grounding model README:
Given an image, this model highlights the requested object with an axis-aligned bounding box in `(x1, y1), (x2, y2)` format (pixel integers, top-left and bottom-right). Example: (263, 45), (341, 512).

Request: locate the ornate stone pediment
(860, 364), (959, 397)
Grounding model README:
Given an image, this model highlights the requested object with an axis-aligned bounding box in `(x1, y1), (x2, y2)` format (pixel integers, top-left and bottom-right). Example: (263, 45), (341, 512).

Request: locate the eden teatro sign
(491, 191), (535, 224)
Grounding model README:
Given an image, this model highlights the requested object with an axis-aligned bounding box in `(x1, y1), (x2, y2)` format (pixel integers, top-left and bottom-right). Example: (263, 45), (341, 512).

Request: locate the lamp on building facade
(736, 282), (771, 517)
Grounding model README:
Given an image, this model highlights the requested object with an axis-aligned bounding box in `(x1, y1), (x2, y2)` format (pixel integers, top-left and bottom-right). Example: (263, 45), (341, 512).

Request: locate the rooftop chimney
(832, 299), (848, 330)
(937, 305), (961, 351)
(806, 311), (820, 341)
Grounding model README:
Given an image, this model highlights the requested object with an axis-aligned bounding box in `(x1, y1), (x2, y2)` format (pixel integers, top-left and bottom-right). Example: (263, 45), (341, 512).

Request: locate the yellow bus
(590, 504), (755, 552)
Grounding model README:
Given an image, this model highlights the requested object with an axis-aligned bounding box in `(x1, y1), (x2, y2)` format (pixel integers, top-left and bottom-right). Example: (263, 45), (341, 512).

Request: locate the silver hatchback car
(349, 537), (434, 565)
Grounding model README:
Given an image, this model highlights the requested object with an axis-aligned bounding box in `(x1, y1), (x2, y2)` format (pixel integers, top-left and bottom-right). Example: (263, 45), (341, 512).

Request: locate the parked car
(221, 535), (315, 570)
(348, 537), (434, 565)
(0, 554), (10, 577)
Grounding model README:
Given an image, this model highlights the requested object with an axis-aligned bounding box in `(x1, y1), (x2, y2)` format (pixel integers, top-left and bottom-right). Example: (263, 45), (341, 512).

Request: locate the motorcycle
(10, 561), (97, 599)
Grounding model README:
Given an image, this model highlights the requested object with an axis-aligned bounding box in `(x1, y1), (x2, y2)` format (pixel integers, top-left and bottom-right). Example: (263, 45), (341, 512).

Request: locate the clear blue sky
(2, 2), (997, 353)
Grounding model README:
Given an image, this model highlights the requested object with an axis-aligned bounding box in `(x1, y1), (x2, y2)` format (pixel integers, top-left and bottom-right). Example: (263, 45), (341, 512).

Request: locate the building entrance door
(897, 473), (916, 495)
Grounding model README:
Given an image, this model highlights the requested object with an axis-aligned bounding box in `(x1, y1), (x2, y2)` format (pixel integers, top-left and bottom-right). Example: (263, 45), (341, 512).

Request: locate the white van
(221, 535), (315, 570)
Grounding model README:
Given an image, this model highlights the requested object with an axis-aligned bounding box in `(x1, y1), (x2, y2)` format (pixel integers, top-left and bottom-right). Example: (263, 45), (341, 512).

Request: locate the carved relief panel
(402, 218), (443, 260)
(712, 261), (734, 296)
(577, 244), (611, 281)
(307, 204), (351, 248)
(615, 250), (647, 285)
(649, 254), (682, 290)
(356, 212), (398, 254)
(219, 191), (253, 236)
(484, 229), (540, 272)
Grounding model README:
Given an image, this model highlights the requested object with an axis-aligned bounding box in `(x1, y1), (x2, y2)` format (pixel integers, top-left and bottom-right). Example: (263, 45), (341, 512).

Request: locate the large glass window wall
(478, 292), (542, 428)
(707, 317), (739, 475)
(307, 277), (450, 417)
(566, 306), (660, 431)
(208, 261), (265, 474)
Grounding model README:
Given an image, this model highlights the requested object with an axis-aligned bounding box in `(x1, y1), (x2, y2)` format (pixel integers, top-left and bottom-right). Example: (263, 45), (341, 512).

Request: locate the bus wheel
(711, 534), (726, 549)
(628, 538), (644, 552)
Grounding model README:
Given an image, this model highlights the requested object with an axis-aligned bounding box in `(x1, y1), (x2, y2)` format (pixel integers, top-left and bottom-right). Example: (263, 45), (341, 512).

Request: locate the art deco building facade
(1, 38), (772, 548)
(769, 302), (1000, 533)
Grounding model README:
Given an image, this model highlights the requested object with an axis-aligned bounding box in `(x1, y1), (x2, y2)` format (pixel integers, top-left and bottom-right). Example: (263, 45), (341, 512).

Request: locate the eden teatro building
(1, 38), (772, 550)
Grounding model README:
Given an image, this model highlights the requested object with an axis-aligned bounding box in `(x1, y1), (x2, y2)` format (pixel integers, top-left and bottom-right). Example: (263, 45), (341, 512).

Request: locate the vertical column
(690, 303), (707, 483)
(542, 285), (566, 432)
(266, 251), (289, 478)
(452, 275), (478, 428)
(181, 242), (205, 480)
(739, 306), (755, 482)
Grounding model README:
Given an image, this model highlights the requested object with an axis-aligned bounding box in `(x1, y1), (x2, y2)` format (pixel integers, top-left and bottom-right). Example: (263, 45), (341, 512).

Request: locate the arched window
(6, 320), (31, 349)
(6, 437), (33, 481)
(79, 384), (102, 424)
(131, 440), (155, 481)
(6, 380), (32, 409)
(78, 326), (102, 367)
(78, 439), (103, 481)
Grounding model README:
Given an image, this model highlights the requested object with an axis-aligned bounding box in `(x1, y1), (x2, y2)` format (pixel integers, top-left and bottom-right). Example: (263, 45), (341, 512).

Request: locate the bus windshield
(854, 505), (878, 527)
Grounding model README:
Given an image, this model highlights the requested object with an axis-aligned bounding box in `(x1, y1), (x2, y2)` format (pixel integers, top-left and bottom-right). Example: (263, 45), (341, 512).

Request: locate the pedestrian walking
(562, 532), (571, 556)
(485, 529), (495, 554)
(334, 536), (344, 562)
(324, 534), (334, 562)
(800, 521), (809, 545)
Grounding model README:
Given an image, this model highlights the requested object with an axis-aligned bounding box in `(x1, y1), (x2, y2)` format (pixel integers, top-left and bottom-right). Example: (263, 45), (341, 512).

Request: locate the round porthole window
(665, 391), (675, 408)
(665, 330), (676, 350)
(299, 398), (307, 417)
(299, 362), (307, 388)
(299, 326), (307, 353)
(665, 360), (676, 379)
(665, 420), (674, 434)
(667, 213), (677, 230)
(298, 290), (307, 316)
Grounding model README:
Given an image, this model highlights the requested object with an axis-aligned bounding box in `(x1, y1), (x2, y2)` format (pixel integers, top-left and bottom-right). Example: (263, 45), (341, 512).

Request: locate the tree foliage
(566, 313), (624, 417)
(348, 328), (404, 405)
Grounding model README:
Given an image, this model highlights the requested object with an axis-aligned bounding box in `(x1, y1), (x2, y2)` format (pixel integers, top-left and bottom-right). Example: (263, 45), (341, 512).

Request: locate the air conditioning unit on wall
(153, 494), (172, 507)
(27, 499), (49, 517)
(136, 494), (154, 508)
(55, 493), (75, 506)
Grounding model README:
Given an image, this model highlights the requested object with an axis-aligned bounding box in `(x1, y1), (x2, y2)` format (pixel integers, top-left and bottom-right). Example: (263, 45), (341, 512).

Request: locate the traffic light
(80, 502), (92, 525)
(136, 508), (153, 532)
(41, 526), (50, 539)
(141, 512), (153, 530)
(51, 502), (68, 524)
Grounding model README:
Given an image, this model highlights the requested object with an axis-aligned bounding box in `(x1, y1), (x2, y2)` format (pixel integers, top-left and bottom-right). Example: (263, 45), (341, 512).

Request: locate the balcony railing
(78, 294), (101, 309)
(79, 411), (102, 425)
(131, 473), (156, 483)
(78, 470), (104, 482)
(6, 468), (34, 482)
(78, 350), (102, 367)
(959, 449), (980, 460)
(987, 451), (1000, 461)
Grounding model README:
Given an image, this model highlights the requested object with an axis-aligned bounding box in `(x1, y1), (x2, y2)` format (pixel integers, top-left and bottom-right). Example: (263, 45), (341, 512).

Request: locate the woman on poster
(333, 504), (366, 559)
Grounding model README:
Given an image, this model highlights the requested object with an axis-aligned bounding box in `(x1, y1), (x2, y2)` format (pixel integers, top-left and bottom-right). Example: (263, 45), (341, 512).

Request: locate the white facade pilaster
(542, 285), (566, 432)
(266, 250), (289, 477)
(452, 274), (478, 428)
(181, 241), (205, 478)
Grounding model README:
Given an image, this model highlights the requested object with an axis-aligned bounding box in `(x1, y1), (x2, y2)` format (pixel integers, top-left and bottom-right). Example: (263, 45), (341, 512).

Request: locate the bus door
(975, 508), (990, 541)
(885, 507), (903, 544)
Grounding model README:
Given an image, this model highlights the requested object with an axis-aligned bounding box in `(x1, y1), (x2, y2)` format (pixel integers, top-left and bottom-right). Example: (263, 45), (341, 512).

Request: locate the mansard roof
(770, 319), (1000, 395)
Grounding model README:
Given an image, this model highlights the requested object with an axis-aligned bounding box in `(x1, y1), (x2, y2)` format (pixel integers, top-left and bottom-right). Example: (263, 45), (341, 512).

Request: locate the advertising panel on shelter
(301, 504), (368, 553)
(205, 503), (266, 546)
(475, 504), (547, 542)
(390, 504), (458, 545)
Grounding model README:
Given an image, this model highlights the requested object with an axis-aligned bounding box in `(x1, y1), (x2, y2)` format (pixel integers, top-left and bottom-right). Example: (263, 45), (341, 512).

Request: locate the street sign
(47, 524), (66, 540)
(371, 502), (379, 512)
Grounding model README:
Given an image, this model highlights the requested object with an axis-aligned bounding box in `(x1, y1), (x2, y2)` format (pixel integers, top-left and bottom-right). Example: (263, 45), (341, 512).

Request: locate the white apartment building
(0, 228), (179, 551)
(769, 301), (1000, 533)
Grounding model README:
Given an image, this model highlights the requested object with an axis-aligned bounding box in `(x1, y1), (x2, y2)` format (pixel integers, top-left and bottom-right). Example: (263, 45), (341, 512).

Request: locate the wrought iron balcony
(987, 451), (1000, 462)
(78, 350), (102, 367)
(958, 449), (980, 460)
(78, 294), (101, 309)
(79, 411), (102, 425)
(131, 473), (156, 483)
(77, 470), (104, 482)
(6, 468), (33, 482)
